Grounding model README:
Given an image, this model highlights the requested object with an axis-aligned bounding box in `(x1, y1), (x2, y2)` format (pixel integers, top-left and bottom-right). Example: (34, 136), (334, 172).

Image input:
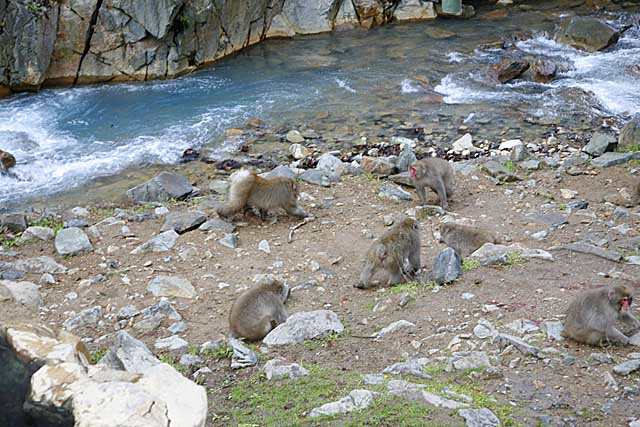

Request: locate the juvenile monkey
(217, 169), (308, 220)
(562, 285), (640, 346)
(356, 216), (421, 289)
(228, 280), (290, 341)
(439, 222), (501, 257)
(410, 158), (455, 210)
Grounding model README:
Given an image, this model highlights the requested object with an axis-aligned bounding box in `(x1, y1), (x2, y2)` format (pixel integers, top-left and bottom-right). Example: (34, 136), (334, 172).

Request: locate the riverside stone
(591, 152), (640, 167)
(387, 380), (468, 409)
(199, 218), (236, 233)
(0, 280), (42, 306)
(584, 132), (615, 156)
(229, 337), (258, 369)
(379, 183), (413, 201)
(432, 247), (462, 284)
(148, 276), (196, 299)
(55, 227), (92, 256)
(263, 358), (309, 380)
(552, 242), (622, 262)
(383, 358), (431, 380)
(99, 330), (160, 373)
(488, 58), (530, 83)
(62, 306), (102, 331)
(19, 226), (55, 243)
(127, 172), (193, 203)
(613, 359), (640, 376)
(0, 149), (16, 171)
(459, 408), (500, 427)
(264, 310), (344, 345)
(131, 230), (179, 254)
(619, 116), (640, 148)
(12, 256), (67, 274)
(309, 389), (378, 418)
(154, 335), (189, 353)
(160, 211), (207, 234)
(557, 16), (620, 52)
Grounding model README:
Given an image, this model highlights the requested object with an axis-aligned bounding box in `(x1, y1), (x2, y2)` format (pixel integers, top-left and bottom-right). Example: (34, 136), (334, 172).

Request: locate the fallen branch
(288, 217), (313, 243)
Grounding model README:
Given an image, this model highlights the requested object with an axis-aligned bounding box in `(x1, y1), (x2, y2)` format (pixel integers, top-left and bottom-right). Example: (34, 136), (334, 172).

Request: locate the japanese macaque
(562, 285), (640, 346)
(633, 179), (640, 205)
(216, 169), (308, 220)
(410, 158), (455, 210)
(356, 216), (421, 289)
(439, 222), (501, 257)
(228, 280), (290, 341)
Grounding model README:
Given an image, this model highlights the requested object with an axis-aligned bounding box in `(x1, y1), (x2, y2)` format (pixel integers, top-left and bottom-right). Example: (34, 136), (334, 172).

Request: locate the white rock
(264, 310), (344, 346)
(452, 133), (481, 153)
(498, 139), (523, 150)
(258, 240), (271, 254)
(147, 276), (196, 299)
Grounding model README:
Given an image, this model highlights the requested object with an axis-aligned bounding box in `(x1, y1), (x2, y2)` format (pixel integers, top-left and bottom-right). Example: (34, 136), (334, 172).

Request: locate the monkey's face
(410, 165), (417, 178)
(621, 295), (632, 312)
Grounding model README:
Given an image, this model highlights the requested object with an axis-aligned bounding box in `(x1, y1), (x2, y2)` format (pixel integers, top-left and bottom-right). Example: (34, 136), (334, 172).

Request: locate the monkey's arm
(605, 325), (630, 345)
(620, 311), (640, 329)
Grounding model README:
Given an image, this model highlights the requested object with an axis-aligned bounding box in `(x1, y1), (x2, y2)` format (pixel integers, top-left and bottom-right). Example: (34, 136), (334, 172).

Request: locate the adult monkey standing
(409, 158), (455, 210)
(217, 169), (308, 221)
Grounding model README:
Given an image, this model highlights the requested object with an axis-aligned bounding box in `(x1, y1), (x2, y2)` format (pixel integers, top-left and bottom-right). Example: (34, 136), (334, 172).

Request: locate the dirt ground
(2, 160), (640, 426)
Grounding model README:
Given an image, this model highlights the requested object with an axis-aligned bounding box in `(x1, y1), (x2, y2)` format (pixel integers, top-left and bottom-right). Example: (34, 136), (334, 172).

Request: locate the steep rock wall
(0, 0), (442, 94)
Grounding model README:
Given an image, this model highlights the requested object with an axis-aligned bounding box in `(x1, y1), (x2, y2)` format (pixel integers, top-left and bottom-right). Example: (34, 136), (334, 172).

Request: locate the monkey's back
(441, 223), (498, 256)
(229, 286), (287, 340)
(247, 176), (297, 209)
(413, 158), (455, 193)
(562, 288), (617, 343)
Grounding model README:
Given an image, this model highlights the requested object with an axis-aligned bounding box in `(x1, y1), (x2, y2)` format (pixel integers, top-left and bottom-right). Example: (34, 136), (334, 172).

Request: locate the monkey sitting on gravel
(355, 216), (421, 289)
(562, 285), (640, 346)
(439, 222), (501, 257)
(410, 158), (455, 210)
(228, 280), (290, 341)
(217, 169), (308, 221)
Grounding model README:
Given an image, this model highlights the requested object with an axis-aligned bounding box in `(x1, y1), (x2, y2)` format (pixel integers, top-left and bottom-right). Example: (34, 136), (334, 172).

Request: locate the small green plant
(616, 144), (640, 153)
(90, 348), (108, 364)
(387, 280), (439, 296)
(462, 258), (480, 272)
(502, 160), (516, 172)
(558, 204), (568, 211)
(31, 216), (63, 232)
(200, 344), (233, 360)
(0, 235), (21, 249)
(506, 251), (526, 266)
(159, 354), (190, 375)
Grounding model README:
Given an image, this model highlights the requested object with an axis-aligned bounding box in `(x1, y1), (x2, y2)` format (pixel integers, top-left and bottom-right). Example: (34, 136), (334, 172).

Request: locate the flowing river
(1, 4), (639, 210)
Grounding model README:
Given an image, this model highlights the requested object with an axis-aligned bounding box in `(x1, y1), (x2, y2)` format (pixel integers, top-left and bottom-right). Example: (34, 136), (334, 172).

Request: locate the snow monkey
(356, 216), (421, 289)
(216, 169), (308, 220)
(409, 158), (455, 210)
(228, 280), (290, 341)
(439, 222), (501, 257)
(562, 285), (640, 346)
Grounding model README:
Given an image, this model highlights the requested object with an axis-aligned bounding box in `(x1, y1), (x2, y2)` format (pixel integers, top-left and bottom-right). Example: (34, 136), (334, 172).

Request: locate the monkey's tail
(216, 170), (255, 218)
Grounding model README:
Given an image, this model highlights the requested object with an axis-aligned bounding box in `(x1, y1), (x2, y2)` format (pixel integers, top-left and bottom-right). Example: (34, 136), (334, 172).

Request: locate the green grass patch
(200, 344), (233, 360)
(616, 144), (640, 153)
(0, 234), (21, 249)
(386, 280), (440, 296)
(501, 160), (516, 172)
(158, 354), (190, 375)
(30, 216), (64, 232)
(89, 348), (108, 364)
(462, 258), (480, 272)
(506, 251), (526, 266)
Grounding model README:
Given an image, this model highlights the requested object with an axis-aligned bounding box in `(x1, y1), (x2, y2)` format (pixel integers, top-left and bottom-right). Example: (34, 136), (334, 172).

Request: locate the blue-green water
(0, 8), (638, 208)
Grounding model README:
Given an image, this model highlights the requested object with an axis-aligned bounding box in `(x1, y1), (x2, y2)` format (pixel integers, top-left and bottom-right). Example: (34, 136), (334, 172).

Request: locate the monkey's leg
(433, 177), (449, 210)
(387, 265), (404, 286)
(258, 208), (269, 221)
(357, 264), (376, 289)
(605, 325), (630, 345)
(408, 251), (421, 274)
(416, 185), (428, 205)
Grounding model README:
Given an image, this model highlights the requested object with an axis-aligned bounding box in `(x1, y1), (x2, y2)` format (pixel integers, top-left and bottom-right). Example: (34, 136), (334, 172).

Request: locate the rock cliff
(0, 0), (440, 94)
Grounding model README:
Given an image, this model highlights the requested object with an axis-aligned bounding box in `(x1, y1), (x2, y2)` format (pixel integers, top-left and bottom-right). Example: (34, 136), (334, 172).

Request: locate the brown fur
(633, 179), (640, 205)
(410, 158), (455, 210)
(217, 170), (308, 220)
(228, 281), (290, 341)
(562, 285), (640, 346)
(439, 222), (501, 257)
(356, 216), (421, 289)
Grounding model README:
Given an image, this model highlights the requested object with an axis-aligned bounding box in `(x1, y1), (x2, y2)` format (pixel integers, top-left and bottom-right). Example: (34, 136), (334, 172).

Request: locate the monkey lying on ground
(439, 222), (501, 257)
(217, 169), (308, 220)
(228, 280), (290, 341)
(562, 284), (640, 346)
(410, 158), (455, 210)
(355, 216), (421, 289)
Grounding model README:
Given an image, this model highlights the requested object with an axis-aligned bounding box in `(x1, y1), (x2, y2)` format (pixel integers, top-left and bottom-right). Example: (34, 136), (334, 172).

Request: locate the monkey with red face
(409, 158), (455, 210)
(562, 285), (640, 346)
